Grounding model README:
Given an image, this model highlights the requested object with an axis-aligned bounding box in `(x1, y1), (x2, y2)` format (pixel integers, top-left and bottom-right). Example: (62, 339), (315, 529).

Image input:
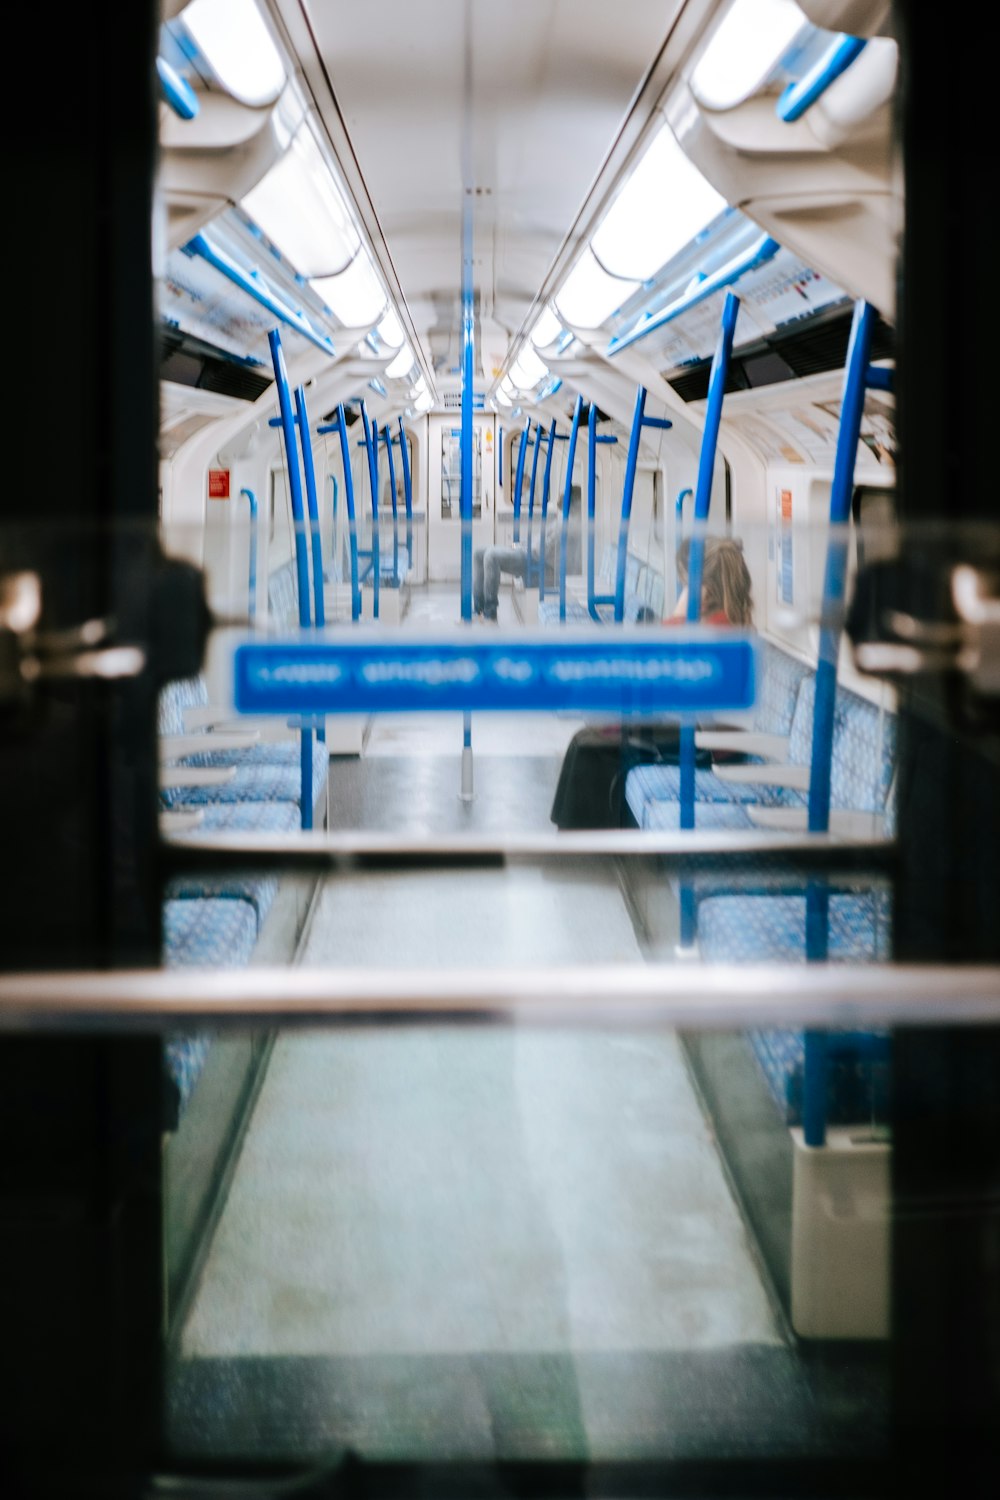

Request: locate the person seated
(549, 536), (754, 830)
(472, 511), (567, 622)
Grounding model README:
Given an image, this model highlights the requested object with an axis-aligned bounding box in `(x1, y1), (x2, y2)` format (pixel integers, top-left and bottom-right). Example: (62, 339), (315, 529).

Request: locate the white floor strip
(180, 864), (783, 1359)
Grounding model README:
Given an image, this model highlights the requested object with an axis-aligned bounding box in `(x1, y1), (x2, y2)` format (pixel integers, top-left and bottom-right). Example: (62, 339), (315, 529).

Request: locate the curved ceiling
(271, 0), (688, 394)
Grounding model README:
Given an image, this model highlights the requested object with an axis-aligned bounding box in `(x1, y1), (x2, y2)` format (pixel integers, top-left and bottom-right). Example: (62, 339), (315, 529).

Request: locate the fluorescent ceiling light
(241, 123), (359, 277)
(495, 388), (512, 407)
(591, 125), (728, 282)
(312, 247), (387, 328)
(510, 346), (548, 390)
(499, 376), (516, 399)
(414, 390), (433, 413)
(413, 374), (428, 395)
(385, 344), (414, 379)
(554, 248), (639, 329)
(180, 0), (286, 108)
(690, 0), (807, 111)
(377, 309), (404, 348)
(529, 306), (563, 349)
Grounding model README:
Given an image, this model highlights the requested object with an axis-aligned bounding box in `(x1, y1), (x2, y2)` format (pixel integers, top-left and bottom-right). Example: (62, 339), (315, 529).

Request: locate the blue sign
(233, 634), (758, 717)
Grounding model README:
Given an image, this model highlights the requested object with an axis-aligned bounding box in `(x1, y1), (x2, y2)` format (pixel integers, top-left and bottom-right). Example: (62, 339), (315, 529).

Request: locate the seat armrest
(748, 806), (887, 837)
(159, 766), (237, 789)
(695, 730), (789, 761)
(711, 762), (812, 789)
(159, 731), (260, 760)
(159, 808), (205, 832)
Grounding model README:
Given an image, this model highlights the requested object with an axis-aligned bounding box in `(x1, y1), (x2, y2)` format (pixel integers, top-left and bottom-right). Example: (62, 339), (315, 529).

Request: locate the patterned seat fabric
(161, 895), (259, 1125)
(163, 800), (300, 930)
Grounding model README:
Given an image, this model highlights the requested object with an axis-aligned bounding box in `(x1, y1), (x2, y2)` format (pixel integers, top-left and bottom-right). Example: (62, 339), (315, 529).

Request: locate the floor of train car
(164, 582), (889, 1471)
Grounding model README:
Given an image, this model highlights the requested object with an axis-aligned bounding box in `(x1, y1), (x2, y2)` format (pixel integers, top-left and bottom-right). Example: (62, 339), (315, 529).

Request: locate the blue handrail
(157, 57), (199, 119)
(606, 234), (779, 357)
(293, 387), (326, 631)
(188, 234), (337, 358)
(614, 393), (671, 623)
(777, 35), (867, 123)
(678, 291), (740, 852)
(382, 425), (401, 586)
(240, 488), (258, 622)
(559, 396), (584, 623)
(538, 419), (558, 601)
(524, 420), (544, 582)
(267, 329), (314, 830)
(511, 421), (531, 545)
(397, 418), (414, 564)
(587, 407), (619, 622)
(358, 403), (380, 619)
(317, 408), (362, 620)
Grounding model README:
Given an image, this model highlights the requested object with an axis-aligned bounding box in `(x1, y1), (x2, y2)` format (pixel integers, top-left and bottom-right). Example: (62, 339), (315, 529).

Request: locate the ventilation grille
(160, 325), (272, 403)
(441, 390), (485, 410)
(666, 305), (895, 403)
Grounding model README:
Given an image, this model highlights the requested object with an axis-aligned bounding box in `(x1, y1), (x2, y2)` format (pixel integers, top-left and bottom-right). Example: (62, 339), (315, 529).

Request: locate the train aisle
(165, 583), (884, 1468)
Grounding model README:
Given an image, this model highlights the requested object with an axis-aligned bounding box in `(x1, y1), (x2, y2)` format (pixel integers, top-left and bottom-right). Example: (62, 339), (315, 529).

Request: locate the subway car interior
(1, 2), (998, 1497)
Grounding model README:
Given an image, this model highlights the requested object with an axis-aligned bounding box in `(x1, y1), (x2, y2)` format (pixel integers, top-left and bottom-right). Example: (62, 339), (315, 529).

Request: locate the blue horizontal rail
(606, 234), (780, 356)
(158, 57), (199, 119)
(777, 36), (867, 123)
(186, 233), (337, 357)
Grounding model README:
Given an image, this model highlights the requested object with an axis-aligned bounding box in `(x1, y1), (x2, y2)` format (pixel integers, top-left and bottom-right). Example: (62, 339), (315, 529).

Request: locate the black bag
(550, 721), (713, 830)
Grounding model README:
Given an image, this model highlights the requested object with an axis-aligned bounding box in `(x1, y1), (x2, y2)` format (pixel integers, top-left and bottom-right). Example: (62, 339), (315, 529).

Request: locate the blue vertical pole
(678, 290), (740, 942)
(512, 421), (530, 545)
(397, 417), (413, 567)
(337, 408), (361, 621)
(359, 402), (380, 619)
(240, 488), (258, 623)
(587, 403), (597, 612)
(317, 410), (361, 619)
(293, 386), (325, 745)
(559, 396), (584, 622)
(293, 388), (326, 630)
(802, 299), (877, 1147)
(460, 190), (475, 794)
(539, 418), (557, 603)
(266, 328), (313, 830)
(383, 424), (400, 585)
(526, 424), (543, 582)
(615, 387), (647, 622)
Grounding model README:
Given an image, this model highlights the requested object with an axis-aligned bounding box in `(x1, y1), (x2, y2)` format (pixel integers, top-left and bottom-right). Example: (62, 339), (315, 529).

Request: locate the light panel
(312, 247), (387, 328)
(591, 125), (728, 282)
(690, 0), (807, 111)
(241, 122), (359, 277)
(554, 248), (639, 329)
(180, 0), (286, 108)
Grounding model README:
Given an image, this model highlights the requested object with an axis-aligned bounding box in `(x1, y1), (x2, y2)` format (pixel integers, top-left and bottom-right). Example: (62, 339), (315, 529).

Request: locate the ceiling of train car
(276, 0), (687, 395)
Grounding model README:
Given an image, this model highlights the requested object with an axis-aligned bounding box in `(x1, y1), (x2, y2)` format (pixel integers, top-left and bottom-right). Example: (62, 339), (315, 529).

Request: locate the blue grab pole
(801, 300), (878, 1148)
(615, 388), (647, 622)
(240, 488), (258, 623)
(512, 421), (530, 545)
(293, 386), (326, 745)
(266, 329), (313, 830)
(587, 411), (619, 621)
(358, 402), (380, 619)
(460, 216), (474, 623)
(383, 425), (400, 585)
(559, 396), (584, 622)
(677, 290), (740, 944)
(526, 422), (543, 582)
(397, 417), (413, 564)
(329, 408), (361, 620)
(539, 419), (558, 602)
(293, 388), (326, 631)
